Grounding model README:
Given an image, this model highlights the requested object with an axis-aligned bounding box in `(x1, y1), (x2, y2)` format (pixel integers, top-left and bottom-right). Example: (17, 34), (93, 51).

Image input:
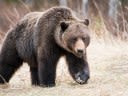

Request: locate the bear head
(55, 19), (90, 58)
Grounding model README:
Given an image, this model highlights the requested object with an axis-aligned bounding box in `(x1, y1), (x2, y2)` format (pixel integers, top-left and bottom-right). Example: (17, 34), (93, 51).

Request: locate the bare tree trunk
(28, 0), (59, 10)
(68, 0), (82, 13)
(59, 0), (67, 6)
(121, 0), (128, 32)
(82, 0), (88, 16)
(88, 0), (98, 18)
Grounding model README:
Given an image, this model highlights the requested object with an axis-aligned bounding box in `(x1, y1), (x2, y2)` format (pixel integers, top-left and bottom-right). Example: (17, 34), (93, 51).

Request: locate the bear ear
(83, 19), (89, 26)
(60, 21), (69, 32)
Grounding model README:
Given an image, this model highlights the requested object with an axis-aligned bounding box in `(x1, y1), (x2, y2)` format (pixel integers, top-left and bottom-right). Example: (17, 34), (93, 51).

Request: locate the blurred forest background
(0, 1), (128, 96)
(0, 0), (128, 41)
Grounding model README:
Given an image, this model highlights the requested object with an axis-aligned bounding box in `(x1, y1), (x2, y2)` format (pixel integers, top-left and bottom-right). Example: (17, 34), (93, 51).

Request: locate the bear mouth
(75, 52), (84, 58)
(74, 49), (85, 58)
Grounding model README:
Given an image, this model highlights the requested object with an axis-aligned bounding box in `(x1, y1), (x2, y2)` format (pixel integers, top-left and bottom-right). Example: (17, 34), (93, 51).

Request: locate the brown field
(0, 38), (128, 96)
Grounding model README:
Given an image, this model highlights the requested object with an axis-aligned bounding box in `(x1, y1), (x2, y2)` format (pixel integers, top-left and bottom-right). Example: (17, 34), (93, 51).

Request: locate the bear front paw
(40, 83), (55, 87)
(74, 72), (89, 84)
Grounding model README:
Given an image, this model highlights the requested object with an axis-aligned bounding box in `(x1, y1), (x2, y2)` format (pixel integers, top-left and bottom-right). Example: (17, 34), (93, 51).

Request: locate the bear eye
(82, 37), (90, 46)
(82, 37), (86, 41)
(71, 38), (77, 42)
(69, 37), (77, 43)
(72, 37), (77, 42)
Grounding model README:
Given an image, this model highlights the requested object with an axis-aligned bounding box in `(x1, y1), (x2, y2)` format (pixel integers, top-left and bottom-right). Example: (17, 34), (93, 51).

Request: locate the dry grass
(0, 1), (127, 96)
(0, 38), (128, 96)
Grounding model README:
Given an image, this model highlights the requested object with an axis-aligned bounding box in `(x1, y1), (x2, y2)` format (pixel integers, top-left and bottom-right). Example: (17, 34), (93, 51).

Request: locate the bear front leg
(30, 67), (39, 85)
(37, 48), (61, 87)
(65, 53), (90, 84)
(0, 42), (23, 84)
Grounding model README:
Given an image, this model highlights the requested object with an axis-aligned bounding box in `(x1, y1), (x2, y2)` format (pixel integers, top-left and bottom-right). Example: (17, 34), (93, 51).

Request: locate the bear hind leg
(0, 58), (23, 84)
(0, 46), (23, 84)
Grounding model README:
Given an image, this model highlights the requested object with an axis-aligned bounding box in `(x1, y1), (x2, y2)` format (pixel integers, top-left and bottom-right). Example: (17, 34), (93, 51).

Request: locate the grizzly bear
(0, 7), (90, 87)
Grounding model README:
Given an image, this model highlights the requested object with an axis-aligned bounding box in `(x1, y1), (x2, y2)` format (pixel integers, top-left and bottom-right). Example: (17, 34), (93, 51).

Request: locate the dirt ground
(0, 38), (128, 96)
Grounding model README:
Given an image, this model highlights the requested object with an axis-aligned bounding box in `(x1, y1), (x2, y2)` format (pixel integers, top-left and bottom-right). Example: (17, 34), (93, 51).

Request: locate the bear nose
(77, 49), (84, 54)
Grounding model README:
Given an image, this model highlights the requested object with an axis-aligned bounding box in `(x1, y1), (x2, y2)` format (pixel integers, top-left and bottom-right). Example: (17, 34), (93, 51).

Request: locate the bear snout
(77, 49), (84, 53)
(74, 38), (86, 57)
(76, 49), (84, 57)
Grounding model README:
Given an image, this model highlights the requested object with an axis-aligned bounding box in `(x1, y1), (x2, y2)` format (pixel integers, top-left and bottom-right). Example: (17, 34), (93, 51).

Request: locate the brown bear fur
(0, 7), (90, 87)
